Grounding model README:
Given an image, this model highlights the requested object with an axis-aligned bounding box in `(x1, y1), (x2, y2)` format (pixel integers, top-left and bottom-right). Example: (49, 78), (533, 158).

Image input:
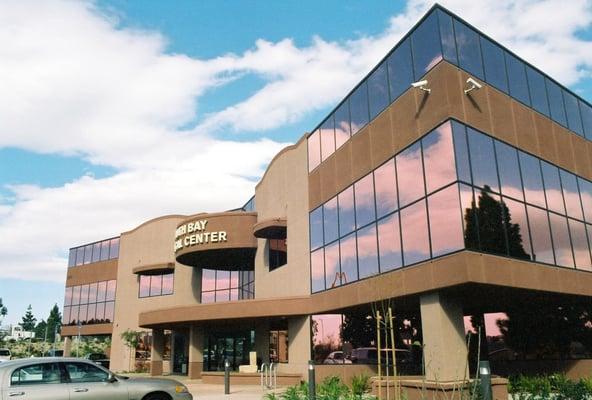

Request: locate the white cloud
(0, 0), (591, 283)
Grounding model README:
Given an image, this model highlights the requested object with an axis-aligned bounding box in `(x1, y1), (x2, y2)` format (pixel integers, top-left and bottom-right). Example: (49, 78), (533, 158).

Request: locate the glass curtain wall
(310, 120), (592, 294)
(201, 269), (255, 303)
(68, 237), (120, 267)
(63, 280), (116, 325)
(307, 6), (592, 173)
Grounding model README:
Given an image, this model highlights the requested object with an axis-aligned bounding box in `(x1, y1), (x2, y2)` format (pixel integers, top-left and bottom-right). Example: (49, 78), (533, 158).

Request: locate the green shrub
(317, 376), (350, 400)
(350, 374), (371, 398)
(509, 373), (592, 400)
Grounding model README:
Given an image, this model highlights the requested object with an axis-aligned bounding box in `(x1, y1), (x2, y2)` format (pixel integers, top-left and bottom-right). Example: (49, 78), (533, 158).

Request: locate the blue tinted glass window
(423, 122), (456, 194)
(374, 159), (398, 219)
(396, 142), (425, 207)
(428, 184), (464, 257)
(468, 128), (499, 193)
(401, 200), (430, 265)
(519, 152), (546, 208)
(505, 53), (530, 106)
(563, 91), (584, 136)
(526, 66), (549, 117)
(541, 162), (565, 215)
(310, 207), (323, 250)
(526, 206), (554, 264)
(323, 197), (339, 244)
(377, 213), (402, 272)
(569, 220), (592, 271)
(453, 20), (484, 80)
(481, 38), (508, 93)
(503, 197), (532, 260)
(437, 9), (457, 65)
(495, 141), (523, 201)
(579, 177), (592, 223)
(549, 213), (574, 268)
(334, 101), (351, 149)
(338, 187), (356, 237)
(311, 249), (325, 293)
(411, 12), (443, 79)
(354, 174), (376, 228)
(452, 121), (471, 183)
(545, 79), (567, 127)
(368, 63), (389, 120)
(340, 232), (358, 284)
(560, 170), (583, 221)
(580, 101), (592, 141)
(357, 223), (379, 279)
(387, 38), (414, 102)
(324, 241), (341, 289)
(349, 82), (369, 135)
(320, 117), (335, 162)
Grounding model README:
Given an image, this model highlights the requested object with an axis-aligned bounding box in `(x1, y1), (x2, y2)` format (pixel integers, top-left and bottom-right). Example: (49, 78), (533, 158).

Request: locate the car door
(63, 361), (128, 400)
(4, 362), (68, 400)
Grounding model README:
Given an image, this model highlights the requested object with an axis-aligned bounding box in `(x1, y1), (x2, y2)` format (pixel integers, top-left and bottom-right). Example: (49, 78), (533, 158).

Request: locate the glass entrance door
(172, 331), (189, 375)
(204, 330), (254, 371)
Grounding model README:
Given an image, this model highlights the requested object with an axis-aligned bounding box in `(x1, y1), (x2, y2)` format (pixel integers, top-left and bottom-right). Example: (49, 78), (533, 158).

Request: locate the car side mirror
(107, 373), (117, 383)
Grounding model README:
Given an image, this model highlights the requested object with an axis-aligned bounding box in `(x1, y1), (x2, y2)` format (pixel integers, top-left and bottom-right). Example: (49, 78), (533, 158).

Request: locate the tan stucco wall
(109, 215), (201, 372)
(254, 137), (310, 298)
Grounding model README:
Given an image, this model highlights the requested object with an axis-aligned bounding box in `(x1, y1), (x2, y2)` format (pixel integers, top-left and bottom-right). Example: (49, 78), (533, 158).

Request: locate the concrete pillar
(63, 337), (72, 357)
(151, 329), (164, 376)
(255, 320), (270, 364)
(420, 291), (468, 381)
(188, 325), (204, 379)
(287, 316), (311, 377)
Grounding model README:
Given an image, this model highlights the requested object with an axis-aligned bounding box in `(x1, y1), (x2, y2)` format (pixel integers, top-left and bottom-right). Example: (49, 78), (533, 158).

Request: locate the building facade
(61, 5), (592, 386)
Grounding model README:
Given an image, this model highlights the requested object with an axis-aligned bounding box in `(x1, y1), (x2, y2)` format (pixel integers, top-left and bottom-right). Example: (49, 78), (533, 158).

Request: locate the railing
(260, 362), (277, 390)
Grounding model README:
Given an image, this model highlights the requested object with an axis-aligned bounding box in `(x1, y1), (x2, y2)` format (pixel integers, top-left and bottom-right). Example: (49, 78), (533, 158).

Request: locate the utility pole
(76, 321), (82, 358)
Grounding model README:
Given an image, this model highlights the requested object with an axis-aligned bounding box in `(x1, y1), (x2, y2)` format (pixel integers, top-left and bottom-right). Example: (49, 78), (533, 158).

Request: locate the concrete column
(188, 324), (204, 379)
(287, 316), (311, 377)
(63, 337), (72, 357)
(420, 292), (468, 381)
(255, 320), (270, 364)
(150, 328), (164, 376)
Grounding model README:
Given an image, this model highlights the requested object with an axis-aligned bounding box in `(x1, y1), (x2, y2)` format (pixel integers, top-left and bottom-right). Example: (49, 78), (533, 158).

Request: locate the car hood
(120, 376), (184, 387)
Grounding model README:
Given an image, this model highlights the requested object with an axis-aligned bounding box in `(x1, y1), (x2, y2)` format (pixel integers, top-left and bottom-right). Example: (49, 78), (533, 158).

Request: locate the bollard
(308, 360), (316, 400)
(478, 360), (492, 400)
(224, 358), (230, 395)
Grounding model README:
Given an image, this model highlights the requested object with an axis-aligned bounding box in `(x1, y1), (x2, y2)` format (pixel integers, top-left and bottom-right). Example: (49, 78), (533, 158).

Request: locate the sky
(1, 0), (592, 326)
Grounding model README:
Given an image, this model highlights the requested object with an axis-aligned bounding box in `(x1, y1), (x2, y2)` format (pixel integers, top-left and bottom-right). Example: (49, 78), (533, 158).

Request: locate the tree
(0, 298), (7, 320)
(120, 329), (142, 372)
(19, 305), (37, 332)
(34, 320), (47, 341)
(464, 187), (530, 260)
(46, 304), (62, 342)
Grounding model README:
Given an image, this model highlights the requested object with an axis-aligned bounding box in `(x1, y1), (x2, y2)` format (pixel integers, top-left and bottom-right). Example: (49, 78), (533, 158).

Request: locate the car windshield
(0, 350), (10, 356)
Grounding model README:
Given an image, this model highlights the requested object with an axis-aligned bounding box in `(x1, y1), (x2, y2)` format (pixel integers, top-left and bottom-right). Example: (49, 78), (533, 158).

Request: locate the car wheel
(143, 392), (172, 400)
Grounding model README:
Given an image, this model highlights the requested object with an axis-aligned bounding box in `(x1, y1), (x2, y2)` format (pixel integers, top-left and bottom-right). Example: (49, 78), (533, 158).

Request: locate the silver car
(0, 357), (192, 400)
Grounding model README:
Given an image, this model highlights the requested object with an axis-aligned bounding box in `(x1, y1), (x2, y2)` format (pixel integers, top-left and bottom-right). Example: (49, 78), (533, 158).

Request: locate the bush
(351, 374), (371, 398)
(509, 374), (592, 400)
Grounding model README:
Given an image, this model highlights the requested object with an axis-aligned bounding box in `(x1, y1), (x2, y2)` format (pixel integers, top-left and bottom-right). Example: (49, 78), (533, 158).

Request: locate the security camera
(464, 77), (483, 94)
(411, 80), (431, 93)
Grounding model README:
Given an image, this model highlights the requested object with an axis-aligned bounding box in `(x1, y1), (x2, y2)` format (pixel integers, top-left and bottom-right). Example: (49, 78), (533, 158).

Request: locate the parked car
(323, 351), (352, 364)
(0, 357), (192, 400)
(350, 347), (419, 374)
(85, 352), (110, 369)
(44, 349), (63, 357)
(0, 349), (10, 363)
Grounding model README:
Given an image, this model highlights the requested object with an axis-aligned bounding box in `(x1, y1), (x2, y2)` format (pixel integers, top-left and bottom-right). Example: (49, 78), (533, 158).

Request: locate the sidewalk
(184, 381), (278, 400)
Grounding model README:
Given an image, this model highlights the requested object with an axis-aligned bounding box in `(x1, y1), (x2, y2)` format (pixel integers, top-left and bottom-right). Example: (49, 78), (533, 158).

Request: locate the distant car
(85, 353), (110, 369)
(350, 347), (418, 374)
(323, 351), (352, 364)
(44, 349), (64, 357)
(0, 357), (192, 400)
(0, 349), (11, 363)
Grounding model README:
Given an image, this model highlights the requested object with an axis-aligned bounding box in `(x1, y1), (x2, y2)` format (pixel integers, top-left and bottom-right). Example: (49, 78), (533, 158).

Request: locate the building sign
(174, 219), (228, 252)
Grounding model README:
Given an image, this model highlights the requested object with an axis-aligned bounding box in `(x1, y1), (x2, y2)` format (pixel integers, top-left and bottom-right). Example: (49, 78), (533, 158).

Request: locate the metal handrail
(269, 362), (277, 389)
(260, 363), (268, 389)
